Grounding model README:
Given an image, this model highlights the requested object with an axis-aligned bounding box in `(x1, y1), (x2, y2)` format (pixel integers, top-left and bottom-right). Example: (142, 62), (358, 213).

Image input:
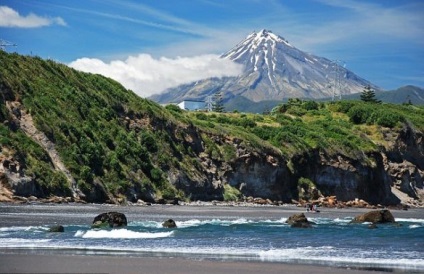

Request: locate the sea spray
(75, 229), (174, 239)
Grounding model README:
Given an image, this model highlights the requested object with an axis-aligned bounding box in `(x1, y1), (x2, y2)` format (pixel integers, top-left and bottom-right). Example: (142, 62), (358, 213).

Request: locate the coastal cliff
(1, 52), (423, 207)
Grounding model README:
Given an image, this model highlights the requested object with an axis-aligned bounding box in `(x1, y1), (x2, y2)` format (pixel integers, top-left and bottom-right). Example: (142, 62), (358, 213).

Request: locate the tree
(212, 92), (224, 112)
(360, 85), (381, 104)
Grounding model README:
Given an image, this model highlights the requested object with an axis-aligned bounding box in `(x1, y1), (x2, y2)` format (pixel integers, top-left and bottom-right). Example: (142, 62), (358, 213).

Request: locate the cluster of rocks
(285, 209), (398, 229)
(295, 196), (397, 209)
(48, 211), (178, 232)
(46, 209), (398, 234)
(3, 195), (86, 204)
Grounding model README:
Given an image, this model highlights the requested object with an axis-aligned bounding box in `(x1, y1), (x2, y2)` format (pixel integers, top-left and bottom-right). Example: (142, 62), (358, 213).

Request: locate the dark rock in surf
(350, 210), (395, 224)
(162, 219), (177, 228)
(48, 225), (64, 232)
(92, 212), (127, 228)
(286, 213), (314, 228)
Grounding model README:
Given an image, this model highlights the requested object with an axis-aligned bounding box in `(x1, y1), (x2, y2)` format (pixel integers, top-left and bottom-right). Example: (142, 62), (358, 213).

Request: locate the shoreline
(1, 203), (423, 273)
(0, 253), (410, 274)
(3, 194), (423, 208)
(1, 202), (423, 227)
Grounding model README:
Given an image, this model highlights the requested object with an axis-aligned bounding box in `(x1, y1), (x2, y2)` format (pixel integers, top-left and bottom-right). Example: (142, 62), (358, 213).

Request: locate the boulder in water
(286, 213), (314, 228)
(162, 219), (177, 228)
(92, 212), (127, 228)
(48, 225), (64, 232)
(351, 210), (395, 224)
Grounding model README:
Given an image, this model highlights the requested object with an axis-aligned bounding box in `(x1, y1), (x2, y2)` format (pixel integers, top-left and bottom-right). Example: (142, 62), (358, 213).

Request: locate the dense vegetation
(0, 51), (186, 202)
(1, 51), (423, 203)
(190, 98), (423, 158)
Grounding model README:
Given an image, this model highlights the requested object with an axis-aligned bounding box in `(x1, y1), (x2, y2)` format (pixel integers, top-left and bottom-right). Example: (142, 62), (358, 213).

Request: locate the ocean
(0, 203), (423, 272)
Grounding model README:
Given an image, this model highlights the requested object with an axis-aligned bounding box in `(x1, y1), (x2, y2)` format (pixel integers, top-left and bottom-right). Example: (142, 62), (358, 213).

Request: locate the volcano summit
(151, 30), (375, 105)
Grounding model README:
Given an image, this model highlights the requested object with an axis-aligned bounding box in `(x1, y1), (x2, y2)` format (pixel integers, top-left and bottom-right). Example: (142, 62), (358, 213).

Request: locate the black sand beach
(0, 253), (404, 274)
(1, 203), (423, 274)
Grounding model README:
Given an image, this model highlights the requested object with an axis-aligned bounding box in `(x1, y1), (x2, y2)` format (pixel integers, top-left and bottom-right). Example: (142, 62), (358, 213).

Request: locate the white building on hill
(177, 100), (205, 111)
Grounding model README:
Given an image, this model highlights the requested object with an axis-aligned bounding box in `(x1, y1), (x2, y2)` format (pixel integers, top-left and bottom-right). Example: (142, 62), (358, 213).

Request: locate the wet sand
(0, 253), (401, 274)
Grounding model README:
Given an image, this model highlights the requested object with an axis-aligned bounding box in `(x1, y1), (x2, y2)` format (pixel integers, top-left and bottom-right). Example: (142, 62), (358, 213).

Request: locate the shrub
(140, 131), (158, 153)
(286, 106), (307, 116)
(161, 186), (178, 200)
(347, 104), (373, 124)
(369, 110), (404, 128)
(195, 112), (208, 120)
(237, 117), (256, 128)
(332, 101), (357, 113)
(165, 104), (182, 113)
(150, 168), (163, 182)
(303, 100), (319, 111)
(223, 184), (242, 202)
(216, 115), (232, 124)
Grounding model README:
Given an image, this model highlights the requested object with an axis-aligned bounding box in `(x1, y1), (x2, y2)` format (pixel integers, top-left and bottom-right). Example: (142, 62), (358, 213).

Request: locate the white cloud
(69, 54), (243, 97)
(0, 6), (66, 28)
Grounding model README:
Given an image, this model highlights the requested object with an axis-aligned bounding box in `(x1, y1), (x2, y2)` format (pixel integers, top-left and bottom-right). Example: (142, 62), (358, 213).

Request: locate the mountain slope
(151, 30), (375, 105)
(378, 85), (424, 105)
(328, 85), (424, 105)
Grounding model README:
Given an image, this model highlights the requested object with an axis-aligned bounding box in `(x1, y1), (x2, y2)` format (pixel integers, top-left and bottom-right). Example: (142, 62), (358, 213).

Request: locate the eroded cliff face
(383, 124), (424, 204)
(165, 123), (423, 206)
(290, 151), (398, 205)
(1, 102), (423, 206)
(166, 133), (292, 202)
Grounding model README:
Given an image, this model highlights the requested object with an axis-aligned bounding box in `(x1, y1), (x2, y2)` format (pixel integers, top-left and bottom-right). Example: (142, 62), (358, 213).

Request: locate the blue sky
(1, 0), (423, 97)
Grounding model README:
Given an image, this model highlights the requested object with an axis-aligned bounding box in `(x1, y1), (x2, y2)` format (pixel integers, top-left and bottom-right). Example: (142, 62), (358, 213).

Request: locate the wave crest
(74, 229), (173, 239)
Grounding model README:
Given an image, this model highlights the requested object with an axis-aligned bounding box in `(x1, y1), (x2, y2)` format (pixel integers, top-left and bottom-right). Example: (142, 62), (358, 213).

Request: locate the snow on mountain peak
(252, 29), (289, 45)
(221, 29), (292, 62)
(151, 29), (375, 105)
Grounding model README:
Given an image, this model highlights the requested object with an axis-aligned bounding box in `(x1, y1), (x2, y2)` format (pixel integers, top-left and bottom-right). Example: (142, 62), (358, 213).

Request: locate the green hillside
(1, 51), (423, 205)
(0, 52), (187, 202)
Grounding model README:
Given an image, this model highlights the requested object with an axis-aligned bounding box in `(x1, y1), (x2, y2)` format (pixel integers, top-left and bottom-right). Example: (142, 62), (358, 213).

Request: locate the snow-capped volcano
(150, 30), (375, 104)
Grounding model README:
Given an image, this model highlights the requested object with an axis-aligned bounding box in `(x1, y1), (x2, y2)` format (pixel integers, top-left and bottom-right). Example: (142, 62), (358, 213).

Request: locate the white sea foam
(332, 217), (352, 224)
(258, 247), (424, 270)
(132, 217), (359, 229)
(396, 218), (424, 223)
(130, 221), (163, 229)
(74, 229), (174, 239)
(0, 226), (47, 232)
(1, 238), (51, 243)
(0, 238), (51, 248)
(76, 245), (423, 270)
(173, 218), (254, 228)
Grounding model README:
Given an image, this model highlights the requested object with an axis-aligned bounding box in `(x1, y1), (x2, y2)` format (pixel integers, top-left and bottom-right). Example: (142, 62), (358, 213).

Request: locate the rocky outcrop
(163, 121), (424, 207)
(292, 151), (399, 205)
(3, 101), (83, 199)
(170, 132), (293, 203)
(286, 213), (314, 228)
(226, 147), (291, 202)
(92, 212), (127, 228)
(48, 225), (64, 232)
(162, 219), (177, 228)
(383, 124), (424, 206)
(351, 210), (395, 224)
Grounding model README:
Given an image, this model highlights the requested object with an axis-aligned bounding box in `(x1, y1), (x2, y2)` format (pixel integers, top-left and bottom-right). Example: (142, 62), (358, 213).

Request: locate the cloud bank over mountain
(69, 54), (242, 97)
